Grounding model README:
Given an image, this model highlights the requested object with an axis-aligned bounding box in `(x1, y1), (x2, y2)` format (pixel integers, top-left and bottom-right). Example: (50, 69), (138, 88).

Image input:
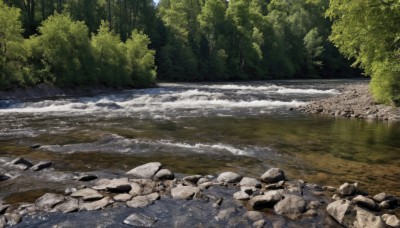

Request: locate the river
(1, 79), (399, 204)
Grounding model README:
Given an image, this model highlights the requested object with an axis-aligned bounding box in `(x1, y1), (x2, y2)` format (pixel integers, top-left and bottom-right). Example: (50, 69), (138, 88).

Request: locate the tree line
(0, 0), (399, 105)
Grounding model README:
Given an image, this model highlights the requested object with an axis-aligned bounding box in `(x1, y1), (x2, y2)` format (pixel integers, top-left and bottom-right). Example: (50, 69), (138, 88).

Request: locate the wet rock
(182, 175), (202, 185)
(126, 194), (159, 208)
(215, 207), (237, 221)
(248, 190), (283, 209)
(386, 215), (400, 228)
(154, 169), (174, 180)
(274, 195), (306, 216)
(260, 168), (285, 183)
(243, 211), (264, 221)
(373, 192), (392, 203)
(126, 162), (162, 179)
(253, 219), (266, 228)
(326, 200), (352, 225)
(0, 204), (9, 215)
(106, 178), (132, 193)
(81, 196), (113, 211)
(239, 177), (261, 188)
(124, 213), (158, 227)
(54, 198), (79, 213)
(113, 194), (133, 202)
(233, 191), (250, 200)
(171, 186), (200, 200)
(217, 172), (243, 183)
(129, 183), (142, 196)
(0, 174), (10, 182)
(71, 188), (103, 201)
(35, 193), (65, 211)
(352, 195), (379, 211)
(338, 182), (357, 196)
(77, 174), (98, 182)
(354, 207), (385, 228)
(10, 157), (33, 170)
(4, 213), (22, 226)
(31, 161), (53, 171)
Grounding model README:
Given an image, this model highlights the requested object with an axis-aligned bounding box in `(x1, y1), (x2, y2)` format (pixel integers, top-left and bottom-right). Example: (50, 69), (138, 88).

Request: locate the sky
(154, 0), (159, 4)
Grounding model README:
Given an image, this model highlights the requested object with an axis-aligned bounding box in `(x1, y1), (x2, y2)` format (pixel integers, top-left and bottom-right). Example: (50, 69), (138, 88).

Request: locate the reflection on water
(0, 80), (399, 201)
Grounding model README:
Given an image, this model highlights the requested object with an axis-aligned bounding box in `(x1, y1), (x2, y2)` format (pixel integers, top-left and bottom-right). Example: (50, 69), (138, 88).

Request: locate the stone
(241, 186), (257, 195)
(386, 215), (400, 228)
(77, 174), (98, 182)
(248, 190), (283, 209)
(81, 197), (113, 211)
(322, 186), (337, 192)
(260, 168), (285, 183)
(199, 182), (214, 189)
(35, 193), (65, 211)
(54, 198), (79, 213)
(10, 157), (33, 168)
(182, 175), (202, 184)
(106, 178), (132, 193)
(71, 188), (103, 201)
(326, 200), (352, 225)
(126, 162), (162, 179)
(0, 204), (9, 214)
(113, 194), (133, 202)
(352, 195), (379, 211)
(217, 172), (242, 183)
(304, 209), (318, 217)
(265, 181), (285, 190)
(146, 193), (160, 201)
(354, 207), (385, 228)
(243, 211), (264, 221)
(31, 161), (53, 171)
(92, 178), (111, 190)
(127, 195), (157, 208)
(307, 200), (321, 210)
(274, 195), (307, 216)
(239, 177), (261, 188)
(0, 216), (5, 228)
(154, 169), (174, 180)
(171, 186), (200, 200)
(197, 178), (211, 185)
(253, 219), (266, 228)
(64, 187), (77, 195)
(373, 192), (392, 203)
(129, 183), (142, 196)
(124, 213), (158, 227)
(4, 213), (22, 226)
(0, 174), (10, 182)
(30, 144), (41, 149)
(338, 183), (357, 196)
(233, 191), (250, 200)
(215, 207), (237, 221)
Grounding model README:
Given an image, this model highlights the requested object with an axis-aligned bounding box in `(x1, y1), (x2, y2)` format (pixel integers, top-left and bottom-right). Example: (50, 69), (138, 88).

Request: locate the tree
(327, 0), (400, 105)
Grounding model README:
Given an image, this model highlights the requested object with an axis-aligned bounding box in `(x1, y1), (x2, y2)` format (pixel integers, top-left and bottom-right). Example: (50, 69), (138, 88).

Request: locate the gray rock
(215, 207), (237, 221)
(260, 168), (285, 183)
(0, 174), (10, 182)
(0, 216), (6, 228)
(182, 175), (202, 184)
(171, 186), (200, 200)
(241, 186), (257, 195)
(92, 178), (111, 190)
(265, 180), (285, 190)
(248, 190), (283, 209)
(30, 144), (41, 149)
(307, 200), (321, 210)
(124, 213), (158, 227)
(197, 177), (211, 185)
(10, 157), (33, 169)
(352, 195), (379, 211)
(113, 194), (133, 202)
(386, 215), (400, 228)
(31, 161), (53, 171)
(80, 196), (113, 211)
(146, 192), (160, 201)
(217, 172), (243, 183)
(4, 213), (21, 226)
(198, 182), (213, 189)
(322, 186), (337, 192)
(129, 183), (142, 196)
(35, 193), (65, 211)
(106, 178), (132, 193)
(354, 207), (385, 228)
(64, 187), (77, 195)
(54, 198), (79, 213)
(274, 195), (306, 216)
(77, 174), (98, 182)
(233, 191), (250, 200)
(71, 188), (103, 201)
(240, 177), (261, 188)
(126, 162), (162, 179)
(326, 200), (352, 225)
(253, 219), (266, 228)
(373, 192), (392, 203)
(154, 169), (174, 180)
(243, 211), (264, 221)
(126, 194), (158, 208)
(338, 183), (357, 196)
(0, 204), (9, 214)
(304, 209), (318, 217)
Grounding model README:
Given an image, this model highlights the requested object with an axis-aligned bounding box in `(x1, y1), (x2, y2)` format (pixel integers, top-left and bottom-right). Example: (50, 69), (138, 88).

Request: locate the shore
(297, 82), (400, 121)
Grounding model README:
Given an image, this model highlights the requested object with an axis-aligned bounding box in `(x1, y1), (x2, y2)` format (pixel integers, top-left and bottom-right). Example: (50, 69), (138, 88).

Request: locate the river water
(0, 80), (399, 202)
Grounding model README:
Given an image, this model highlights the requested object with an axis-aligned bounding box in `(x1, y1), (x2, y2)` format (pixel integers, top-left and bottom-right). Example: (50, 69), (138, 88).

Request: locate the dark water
(1, 80), (399, 203)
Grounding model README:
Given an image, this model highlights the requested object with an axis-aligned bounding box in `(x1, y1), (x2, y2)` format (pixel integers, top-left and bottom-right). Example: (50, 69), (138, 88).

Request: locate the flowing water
(1, 80), (399, 203)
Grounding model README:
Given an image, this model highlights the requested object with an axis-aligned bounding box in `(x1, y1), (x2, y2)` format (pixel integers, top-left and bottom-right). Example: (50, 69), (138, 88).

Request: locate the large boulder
(171, 186), (200, 200)
(274, 195), (307, 216)
(261, 168), (285, 183)
(217, 172), (242, 183)
(248, 190), (283, 209)
(126, 162), (162, 179)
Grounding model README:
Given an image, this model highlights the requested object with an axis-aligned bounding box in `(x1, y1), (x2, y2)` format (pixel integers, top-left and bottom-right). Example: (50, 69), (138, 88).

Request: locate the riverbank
(297, 82), (400, 121)
(1, 159), (399, 227)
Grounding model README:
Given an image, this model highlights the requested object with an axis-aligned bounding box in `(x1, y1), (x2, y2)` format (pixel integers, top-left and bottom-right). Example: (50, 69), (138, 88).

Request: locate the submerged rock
(217, 172), (242, 183)
(261, 168), (285, 183)
(126, 162), (162, 179)
(124, 213), (158, 227)
(171, 186), (200, 200)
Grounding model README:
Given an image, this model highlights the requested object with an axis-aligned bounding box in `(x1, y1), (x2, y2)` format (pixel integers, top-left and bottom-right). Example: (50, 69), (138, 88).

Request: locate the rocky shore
(297, 82), (400, 121)
(0, 158), (399, 227)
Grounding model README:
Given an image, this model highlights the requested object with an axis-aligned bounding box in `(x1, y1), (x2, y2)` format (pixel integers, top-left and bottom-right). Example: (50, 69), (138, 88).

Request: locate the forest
(0, 0), (399, 104)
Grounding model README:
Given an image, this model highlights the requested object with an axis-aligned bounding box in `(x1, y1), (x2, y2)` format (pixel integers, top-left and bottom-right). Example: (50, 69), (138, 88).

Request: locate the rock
(31, 161), (53, 171)
(129, 183), (142, 196)
(71, 188), (103, 201)
(81, 196), (113, 211)
(64, 187), (77, 195)
(213, 198), (223, 208)
(274, 195), (306, 216)
(30, 144), (41, 149)
(197, 177), (211, 185)
(332, 194), (341, 201)
(373, 192), (392, 203)
(241, 186), (257, 195)
(382, 214), (390, 222)
(240, 177), (261, 188)
(126, 194), (158, 208)
(0, 216), (6, 228)
(253, 219), (266, 228)
(326, 200), (352, 225)
(0, 174), (10, 182)
(10, 157), (33, 169)
(113, 194), (133, 202)
(260, 168), (285, 183)
(126, 162), (162, 179)
(304, 209), (318, 217)
(171, 186), (200, 200)
(386, 215), (400, 228)
(199, 182), (214, 189)
(0, 204), (9, 214)
(217, 172), (243, 183)
(215, 207), (237, 221)
(265, 180), (285, 190)
(182, 175), (202, 184)
(322, 186), (336, 192)
(307, 200), (321, 210)
(147, 192), (160, 201)
(354, 207), (385, 228)
(248, 190), (283, 209)
(54, 198), (79, 213)
(154, 169), (174, 180)
(379, 200), (391, 209)
(35, 193), (65, 211)
(352, 195), (379, 211)
(92, 178), (111, 190)
(243, 211), (264, 221)
(233, 191), (250, 200)
(106, 178), (132, 193)
(338, 183), (357, 196)
(124, 213), (158, 227)
(77, 174), (98, 182)
(4, 213), (22, 226)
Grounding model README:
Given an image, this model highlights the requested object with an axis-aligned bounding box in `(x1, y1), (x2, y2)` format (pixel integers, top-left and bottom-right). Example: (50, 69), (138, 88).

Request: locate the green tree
(327, 0), (400, 105)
